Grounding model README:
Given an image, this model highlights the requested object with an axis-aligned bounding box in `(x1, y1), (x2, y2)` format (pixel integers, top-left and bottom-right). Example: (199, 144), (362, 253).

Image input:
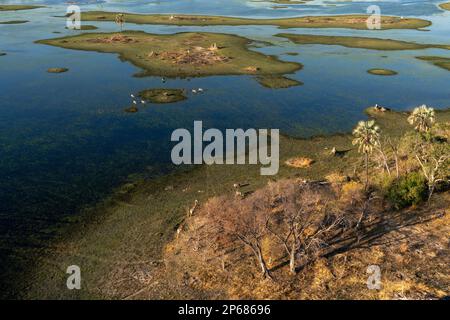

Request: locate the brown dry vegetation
(126, 116), (450, 300)
(128, 178), (449, 300)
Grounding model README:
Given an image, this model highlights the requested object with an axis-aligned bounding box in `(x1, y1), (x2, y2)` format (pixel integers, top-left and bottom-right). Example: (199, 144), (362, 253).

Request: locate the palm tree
(352, 120), (381, 188)
(407, 105), (435, 133)
(115, 14), (125, 32)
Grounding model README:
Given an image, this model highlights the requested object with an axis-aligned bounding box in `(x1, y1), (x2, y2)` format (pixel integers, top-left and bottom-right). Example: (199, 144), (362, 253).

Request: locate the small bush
(387, 172), (428, 209)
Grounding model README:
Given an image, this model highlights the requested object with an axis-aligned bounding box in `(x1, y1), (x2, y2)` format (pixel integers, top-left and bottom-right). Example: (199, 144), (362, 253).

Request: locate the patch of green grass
(256, 75), (303, 88)
(277, 33), (450, 51)
(0, 5), (44, 11)
(416, 56), (450, 71)
(367, 68), (398, 76)
(138, 88), (187, 104)
(36, 31), (301, 78)
(79, 11), (431, 30)
(0, 20), (29, 24)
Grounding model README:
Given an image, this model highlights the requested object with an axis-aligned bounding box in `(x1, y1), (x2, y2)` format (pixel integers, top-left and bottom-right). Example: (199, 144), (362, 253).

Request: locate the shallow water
(0, 0), (449, 294)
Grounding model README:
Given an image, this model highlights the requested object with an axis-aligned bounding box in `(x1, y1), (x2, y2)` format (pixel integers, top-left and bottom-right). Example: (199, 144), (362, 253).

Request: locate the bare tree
(414, 142), (449, 201)
(267, 183), (342, 275)
(375, 137), (391, 176)
(215, 194), (273, 279)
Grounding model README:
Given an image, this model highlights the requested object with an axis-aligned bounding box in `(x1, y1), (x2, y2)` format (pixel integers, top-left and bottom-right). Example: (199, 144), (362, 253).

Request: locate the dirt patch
(149, 45), (230, 67)
(87, 34), (139, 44)
(285, 157), (315, 168)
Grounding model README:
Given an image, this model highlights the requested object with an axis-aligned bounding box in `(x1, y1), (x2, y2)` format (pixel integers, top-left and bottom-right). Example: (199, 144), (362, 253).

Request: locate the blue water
(0, 0), (449, 295)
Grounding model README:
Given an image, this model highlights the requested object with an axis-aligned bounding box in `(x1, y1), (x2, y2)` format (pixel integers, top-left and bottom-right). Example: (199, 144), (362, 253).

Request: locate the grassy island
(47, 68), (69, 73)
(277, 33), (450, 51)
(79, 11), (431, 30)
(439, 2), (450, 11)
(0, 5), (44, 11)
(139, 88), (187, 104)
(0, 20), (29, 25)
(367, 68), (398, 76)
(36, 31), (301, 78)
(416, 56), (450, 71)
(256, 75), (303, 88)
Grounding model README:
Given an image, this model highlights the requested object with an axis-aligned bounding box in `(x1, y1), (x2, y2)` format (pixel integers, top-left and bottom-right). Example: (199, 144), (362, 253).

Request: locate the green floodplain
(0, 5), (44, 11)
(20, 107), (450, 299)
(36, 31), (302, 79)
(416, 56), (450, 71)
(277, 33), (450, 51)
(79, 11), (431, 30)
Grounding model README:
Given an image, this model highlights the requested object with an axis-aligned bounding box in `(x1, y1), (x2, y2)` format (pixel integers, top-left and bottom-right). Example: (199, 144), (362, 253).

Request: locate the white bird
(141, 100), (145, 104)
(192, 89), (197, 94)
(133, 100), (137, 105)
(130, 94), (135, 98)
(198, 88), (204, 92)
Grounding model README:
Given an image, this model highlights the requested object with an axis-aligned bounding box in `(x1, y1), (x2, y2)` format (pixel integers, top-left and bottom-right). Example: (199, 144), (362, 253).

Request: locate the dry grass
(154, 180), (449, 300)
(285, 157), (315, 168)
